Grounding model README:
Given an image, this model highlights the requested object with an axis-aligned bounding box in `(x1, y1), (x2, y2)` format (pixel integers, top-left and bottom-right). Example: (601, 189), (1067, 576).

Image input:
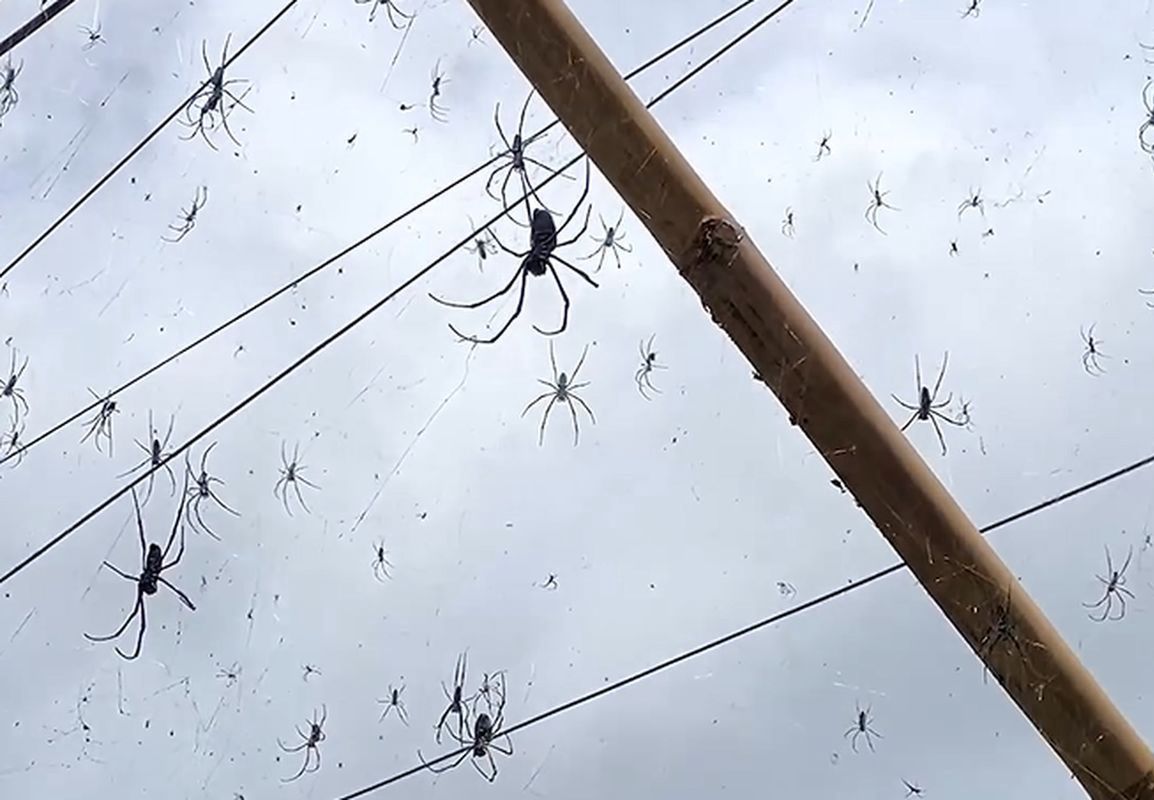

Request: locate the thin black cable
(0, 0), (779, 468)
(0, 0), (798, 582)
(0, 0), (80, 60)
(0, 0), (300, 283)
(334, 452), (1154, 799)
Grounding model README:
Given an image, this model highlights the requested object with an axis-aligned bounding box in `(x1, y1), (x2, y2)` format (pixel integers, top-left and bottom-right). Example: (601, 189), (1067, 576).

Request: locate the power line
(0, 0), (80, 60)
(0, 0), (779, 468)
(334, 451), (1154, 798)
(0, 0), (299, 284)
(0, 0), (798, 583)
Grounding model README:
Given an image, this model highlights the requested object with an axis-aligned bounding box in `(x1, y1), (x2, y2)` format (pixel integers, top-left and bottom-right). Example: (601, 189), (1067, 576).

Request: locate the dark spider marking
(843, 702), (881, 753)
(780, 206), (796, 239)
(635, 334), (666, 400)
(0, 58), (22, 121)
(378, 683), (408, 724)
(84, 480), (196, 661)
(81, 388), (119, 456)
(523, 342), (595, 446)
(428, 59), (449, 123)
(814, 130), (832, 161)
(371, 539), (394, 582)
(957, 186), (984, 219)
(163, 186), (208, 243)
(278, 705), (326, 783)
(181, 35), (253, 150)
(486, 92), (563, 224)
(273, 442), (319, 516)
(420, 671), (512, 782)
(1083, 546), (1134, 622)
(865, 172), (898, 234)
(116, 411), (178, 506)
(581, 209), (633, 270)
(430, 160), (597, 344)
(891, 352), (967, 456)
(1, 347), (29, 427)
(434, 652), (474, 745)
(184, 442), (239, 541)
(1080, 323), (1108, 376)
(354, 0), (414, 29)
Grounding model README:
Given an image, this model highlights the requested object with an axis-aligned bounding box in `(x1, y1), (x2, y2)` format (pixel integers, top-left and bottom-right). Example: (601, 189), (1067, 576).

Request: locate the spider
(354, 0), (414, 29)
(486, 93), (559, 221)
(403, 126), (419, 142)
(428, 59), (449, 123)
(378, 683), (408, 724)
(474, 671), (506, 709)
(0, 58), (21, 121)
(421, 672), (512, 782)
(635, 334), (665, 399)
(581, 209), (633, 271)
(116, 411), (177, 506)
(865, 172), (898, 234)
(163, 186), (208, 243)
(1, 421), (25, 467)
(182, 35), (252, 150)
(523, 342), (595, 447)
(540, 573), (558, 590)
(1139, 81), (1154, 155)
(957, 187), (984, 219)
(80, 388), (119, 456)
(1080, 323), (1108, 376)
(843, 702), (882, 753)
(371, 539), (394, 582)
(961, 0), (981, 18)
(814, 130), (832, 161)
(2, 347), (29, 427)
(977, 590), (1024, 684)
(464, 217), (498, 271)
(903, 779), (924, 797)
(1083, 546), (1134, 622)
(273, 441), (320, 516)
(891, 353), (967, 456)
(84, 482), (196, 661)
(79, 23), (105, 50)
(435, 652), (474, 745)
(430, 160), (596, 344)
(780, 206), (796, 239)
(184, 443), (239, 541)
(949, 239), (959, 257)
(217, 663), (242, 686)
(278, 706), (326, 783)
(302, 664), (322, 681)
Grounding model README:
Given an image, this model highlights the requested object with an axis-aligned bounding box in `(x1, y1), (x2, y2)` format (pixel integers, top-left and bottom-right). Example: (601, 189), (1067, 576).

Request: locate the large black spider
(486, 93), (558, 223)
(420, 671), (512, 782)
(429, 160), (596, 344)
(84, 480), (196, 661)
(181, 35), (252, 150)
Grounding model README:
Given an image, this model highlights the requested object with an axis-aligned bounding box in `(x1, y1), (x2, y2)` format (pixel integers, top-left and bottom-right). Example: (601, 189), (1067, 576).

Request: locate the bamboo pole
(463, 1), (1154, 796)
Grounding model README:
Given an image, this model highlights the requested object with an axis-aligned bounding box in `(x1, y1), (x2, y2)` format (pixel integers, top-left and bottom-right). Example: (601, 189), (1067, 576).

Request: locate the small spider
(814, 130), (832, 161)
(163, 186), (208, 243)
(116, 411), (178, 506)
(371, 539), (393, 582)
(465, 218), (498, 271)
(1, 421), (25, 467)
(354, 0), (414, 29)
(635, 334), (665, 399)
(302, 664), (322, 681)
(981, 227), (995, 238)
(780, 206), (796, 238)
(581, 209), (633, 271)
(84, 482), (196, 660)
(435, 652), (473, 745)
(865, 172), (898, 234)
(891, 353), (967, 456)
(402, 126), (419, 142)
(949, 239), (959, 257)
(776, 581), (796, 597)
(378, 683), (408, 724)
(216, 663), (242, 686)
(79, 22), (105, 50)
(523, 342), (596, 446)
(0, 58), (22, 121)
(977, 590), (1023, 684)
(1080, 323), (1108, 376)
(961, 0), (980, 18)
(903, 779), (924, 797)
(81, 388), (119, 456)
(1083, 546), (1134, 622)
(957, 187), (984, 219)
(273, 442), (320, 516)
(184, 443), (239, 541)
(428, 59), (449, 123)
(540, 573), (558, 590)
(468, 25), (485, 46)
(486, 93), (558, 220)
(843, 702), (882, 753)
(182, 35), (252, 150)
(1139, 81), (1154, 155)
(278, 706), (326, 783)
(421, 672), (512, 782)
(2, 347), (29, 427)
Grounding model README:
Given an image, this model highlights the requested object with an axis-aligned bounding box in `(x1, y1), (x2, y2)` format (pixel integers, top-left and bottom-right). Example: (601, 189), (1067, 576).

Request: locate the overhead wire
(334, 449), (1154, 798)
(0, 0), (300, 283)
(0, 0), (781, 468)
(0, 0), (801, 584)
(0, 0), (81, 60)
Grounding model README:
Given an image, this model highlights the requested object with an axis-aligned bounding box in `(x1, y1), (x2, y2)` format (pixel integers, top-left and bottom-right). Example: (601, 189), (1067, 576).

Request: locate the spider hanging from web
(378, 683), (408, 724)
(1, 347), (30, 428)
(79, 22), (105, 50)
(184, 442), (239, 541)
(354, 0), (414, 29)
(278, 706), (326, 782)
(80, 388), (119, 456)
(163, 186), (208, 243)
(486, 92), (563, 222)
(181, 35), (252, 150)
(961, 0), (981, 19)
(635, 335), (665, 399)
(865, 172), (898, 234)
(1080, 323), (1108, 376)
(1, 421), (25, 467)
(464, 216), (498, 271)
(429, 159), (596, 344)
(523, 342), (596, 446)
(428, 59), (449, 123)
(814, 130), (832, 161)
(891, 353), (967, 456)
(0, 58), (21, 121)
(844, 702), (882, 753)
(1083, 546), (1134, 622)
(957, 187), (984, 219)
(116, 411), (178, 506)
(434, 652), (474, 745)
(420, 671), (513, 782)
(273, 441), (320, 516)
(1139, 80), (1154, 155)
(371, 539), (393, 582)
(581, 209), (633, 271)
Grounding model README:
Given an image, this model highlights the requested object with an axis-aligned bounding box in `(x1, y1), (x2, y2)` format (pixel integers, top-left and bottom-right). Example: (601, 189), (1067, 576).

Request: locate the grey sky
(1, 0), (1153, 797)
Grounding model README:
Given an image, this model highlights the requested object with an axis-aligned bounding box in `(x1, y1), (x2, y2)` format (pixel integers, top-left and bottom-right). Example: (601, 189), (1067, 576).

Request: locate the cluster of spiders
(0, 347), (30, 466)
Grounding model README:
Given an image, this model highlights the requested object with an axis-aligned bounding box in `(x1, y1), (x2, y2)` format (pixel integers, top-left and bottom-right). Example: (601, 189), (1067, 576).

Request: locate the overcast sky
(2, 0), (1154, 797)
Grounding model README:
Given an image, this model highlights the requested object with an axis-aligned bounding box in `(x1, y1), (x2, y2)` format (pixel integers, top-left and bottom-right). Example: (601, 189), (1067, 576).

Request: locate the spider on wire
(182, 35), (252, 150)
(420, 671), (512, 782)
(0, 58), (21, 121)
(80, 388), (119, 456)
(84, 480), (196, 661)
(371, 539), (393, 582)
(523, 342), (595, 446)
(116, 411), (178, 506)
(891, 353), (967, 456)
(378, 683), (408, 724)
(273, 442), (319, 516)
(1080, 323), (1108, 376)
(844, 702), (882, 753)
(428, 59), (449, 123)
(184, 443), (239, 541)
(163, 186), (208, 243)
(581, 209), (633, 270)
(2, 347), (30, 427)
(278, 706), (326, 782)
(865, 172), (898, 234)
(429, 159), (596, 344)
(1083, 546), (1134, 622)
(486, 93), (561, 222)
(635, 334), (665, 399)
(354, 0), (414, 29)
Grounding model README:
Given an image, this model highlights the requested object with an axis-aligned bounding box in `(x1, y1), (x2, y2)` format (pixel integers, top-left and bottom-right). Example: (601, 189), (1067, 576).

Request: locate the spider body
(1080, 323), (1108, 376)
(182, 36), (252, 150)
(117, 411), (177, 505)
(164, 186), (208, 243)
(371, 539), (393, 581)
(429, 60), (449, 123)
(421, 672), (512, 782)
(844, 703), (881, 753)
(84, 482), (196, 660)
(865, 172), (898, 234)
(0, 58), (21, 120)
(635, 335), (665, 399)
(2, 348), (29, 427)
(523, 342), (595, 446)
(582, 209), (633, 270)
(273, 442), (320, 516)
(378, 683), (408, 724)
(278, 706), (326, 782)
(81, 388), (119, 455)
(486, 93), (558, 220)
(1083, 546), (1134, 622)
(891, 353), (966, 456)
(185, 443), (239, 540)
(814, 131), (832, 161)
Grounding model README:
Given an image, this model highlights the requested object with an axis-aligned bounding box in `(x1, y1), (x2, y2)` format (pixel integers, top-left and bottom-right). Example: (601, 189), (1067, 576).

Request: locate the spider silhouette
(80, 388), (119, 456)
(371, 538), (393, 582)
(865, 172), (898, 234)
(977, 589), (1024, 684)
(581, 209), (633, 270)
(273, 442), (319, 516)
(465, 217), (498, 271)
(430, 160), (596, 344)
(84, 482), (196, 661)
(0, 58), (21, 121)
(420, 672), (512, 782)
(355, 0), (414, 29)
(1, 421), (25, 467)
(1080, 323), (1108, 376)
(116, 411), (178, 506)
(486, 93), (558, 221)
(1140, 81), (1154, 155)
(278, 706), (326, 782)
(2, 347), (29, 427)
(781, 206), (796, 238)
(428, 59), (449, 123)
(523, 342), (595, 446)
(378, 683), (408, 724)
(185, 443), (239, 540)
(163, 186), (208, 243)
(891, 353), (966, 456)
(903, 779), (924, 797)
(435, 652), (474, 745)
(79, 23), (105, 50)
(635, 335), (665, 399)
(844, 702), (882, 753)
(814, 131), (832, 161)
(961, 0), (981, 18)
(957, 187), (984, 219)
(182, 35), (252, 150)
(1083, 546), (1134, 622)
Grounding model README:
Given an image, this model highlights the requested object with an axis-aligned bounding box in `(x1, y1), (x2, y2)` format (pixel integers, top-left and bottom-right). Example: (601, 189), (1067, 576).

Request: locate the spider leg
(532, 265), (571, 337)
(930, 352), (949, 400)
(891, 395), (919, 412)
(434, 703), (454, 744)
(292, 478), (312, 514)
(447, 267), (530, 345)
(130, 487), (147, 555)
(635, 367), (651, 399)
(158, 575), (196, 610)
(563, 398), (583, 446)
(571, 393), (596, 426)
(281, 749), (312, 783)
(85, 590), (143, 642)
(642, 371), (661, 396)
(102, 561), (138, 582)
(929, 414), (948, 456)
(522, 391), (556, 417)
(536, 395), (560, 445)
(484, 161), (512, 204)
(430, 262), (525, 309)
(551, 255), (598, 288)
(472, 749), (499, 782)
(419, 747), (471, 774)
(295, 471), (321, 490)
(278, 736), (308, 753)
(898, 411), (918, 432)
(190, 497), (222, 541)
(115, 596), (147, 660)
(556, 205), (592, 248)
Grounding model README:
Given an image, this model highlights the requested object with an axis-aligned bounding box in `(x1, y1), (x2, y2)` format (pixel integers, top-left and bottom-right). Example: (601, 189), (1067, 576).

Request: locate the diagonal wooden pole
(464, 1), (1154, 797)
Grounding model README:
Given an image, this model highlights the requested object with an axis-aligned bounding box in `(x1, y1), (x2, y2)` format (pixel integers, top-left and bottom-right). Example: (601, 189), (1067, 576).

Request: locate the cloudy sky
(2, 0), (1154, 797)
